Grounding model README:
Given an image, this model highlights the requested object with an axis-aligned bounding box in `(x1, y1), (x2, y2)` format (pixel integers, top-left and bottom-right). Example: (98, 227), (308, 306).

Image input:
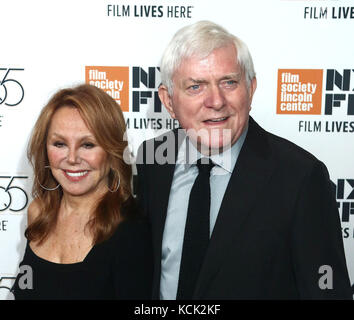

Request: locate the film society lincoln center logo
(277, 69), (323, 115)
(85, 66), (129, 112)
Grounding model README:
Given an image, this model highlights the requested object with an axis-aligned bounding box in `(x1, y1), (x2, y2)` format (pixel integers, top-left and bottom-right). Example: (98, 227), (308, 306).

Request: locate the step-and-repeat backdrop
(1, 0), (353, 299)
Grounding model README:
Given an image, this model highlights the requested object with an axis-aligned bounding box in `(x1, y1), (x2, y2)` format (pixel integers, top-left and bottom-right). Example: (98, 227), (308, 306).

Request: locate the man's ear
(158, 85), (176, 119)
(249, 77), (257, 102)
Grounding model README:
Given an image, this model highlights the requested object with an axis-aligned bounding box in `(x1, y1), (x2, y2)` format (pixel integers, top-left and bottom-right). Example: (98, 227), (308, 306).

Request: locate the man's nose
(204, 85), (225, 110)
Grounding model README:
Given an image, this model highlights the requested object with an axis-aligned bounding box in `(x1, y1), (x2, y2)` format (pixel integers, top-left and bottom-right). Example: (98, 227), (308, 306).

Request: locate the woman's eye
(83, 142), (95, 149)
(53, 141), (65, 148)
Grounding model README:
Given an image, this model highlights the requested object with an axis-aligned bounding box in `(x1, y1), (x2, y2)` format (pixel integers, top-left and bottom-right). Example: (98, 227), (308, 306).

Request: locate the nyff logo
(336, 179), (354, 223)
(85, 66), (161, 113)
(132, 66), (161, 113)
(325, 69), (354, 115)
(277, 69), (354, 115)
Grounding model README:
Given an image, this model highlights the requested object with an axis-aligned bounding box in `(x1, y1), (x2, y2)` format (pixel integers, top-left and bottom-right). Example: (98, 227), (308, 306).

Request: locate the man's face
(159, 44), (256, 153)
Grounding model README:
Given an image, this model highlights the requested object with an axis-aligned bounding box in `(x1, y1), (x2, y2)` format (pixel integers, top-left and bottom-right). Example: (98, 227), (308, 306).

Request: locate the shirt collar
(176, 125), (248, 174)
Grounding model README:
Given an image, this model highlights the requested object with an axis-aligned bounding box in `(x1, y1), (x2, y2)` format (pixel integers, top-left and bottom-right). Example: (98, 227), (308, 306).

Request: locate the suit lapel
(194, 118), (277, 298)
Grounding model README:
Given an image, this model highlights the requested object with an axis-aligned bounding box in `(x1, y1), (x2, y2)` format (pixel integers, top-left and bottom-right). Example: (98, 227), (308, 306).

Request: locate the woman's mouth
(63, 170), (89, 181)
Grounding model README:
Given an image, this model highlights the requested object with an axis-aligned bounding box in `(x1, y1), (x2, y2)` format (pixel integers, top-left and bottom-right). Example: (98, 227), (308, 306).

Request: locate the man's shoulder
(268, 130), (317, 162)
(249, 118), (333, 189)
(251, 118), (322, 170)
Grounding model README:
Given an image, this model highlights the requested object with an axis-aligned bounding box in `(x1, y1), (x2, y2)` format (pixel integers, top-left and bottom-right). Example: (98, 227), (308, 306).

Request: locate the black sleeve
(113, 219), (153, 299)
(291, 161), (353, 299)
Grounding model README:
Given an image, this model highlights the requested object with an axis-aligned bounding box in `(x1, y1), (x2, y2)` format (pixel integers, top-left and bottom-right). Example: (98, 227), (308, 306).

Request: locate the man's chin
(185, 128), (233, 155)
(194, 138), (232, 155)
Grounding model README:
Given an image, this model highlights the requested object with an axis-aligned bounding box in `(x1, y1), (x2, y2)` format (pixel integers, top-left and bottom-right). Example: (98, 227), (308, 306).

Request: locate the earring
(108, 169), (120, 193)
(38, 166), (61, 191)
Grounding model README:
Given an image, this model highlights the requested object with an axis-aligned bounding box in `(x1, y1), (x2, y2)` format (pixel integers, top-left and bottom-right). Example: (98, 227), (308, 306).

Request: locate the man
(136, 20), (352, 299)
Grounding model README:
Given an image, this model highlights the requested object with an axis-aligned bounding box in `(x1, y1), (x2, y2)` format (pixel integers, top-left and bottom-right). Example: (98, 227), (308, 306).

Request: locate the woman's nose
(67, 147), (81, 164)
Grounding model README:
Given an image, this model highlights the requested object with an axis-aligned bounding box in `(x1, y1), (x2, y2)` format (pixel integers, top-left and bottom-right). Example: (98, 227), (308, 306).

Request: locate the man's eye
(189, 85), (200, 90)
(224, 80), (237, 86)
(219, 79), (238, 89)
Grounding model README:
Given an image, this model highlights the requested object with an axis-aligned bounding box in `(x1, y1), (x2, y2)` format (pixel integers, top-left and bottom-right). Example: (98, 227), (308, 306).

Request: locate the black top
(12, 219), (153, 300)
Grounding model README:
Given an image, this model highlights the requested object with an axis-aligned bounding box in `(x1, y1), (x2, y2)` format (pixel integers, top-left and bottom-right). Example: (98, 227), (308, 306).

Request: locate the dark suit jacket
(136, 117), (352, 299)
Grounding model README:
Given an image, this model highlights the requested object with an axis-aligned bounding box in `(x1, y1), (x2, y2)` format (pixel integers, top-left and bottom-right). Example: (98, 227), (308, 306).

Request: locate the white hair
(160, 20), (256, 94)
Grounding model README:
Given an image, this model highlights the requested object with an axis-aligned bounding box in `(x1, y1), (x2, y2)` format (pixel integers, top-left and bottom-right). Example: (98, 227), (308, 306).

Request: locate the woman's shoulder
(114, 217), (151, 242)
(113, 196), (150, 239)
(110, 217), (153, 275)
(102, 217), (151, 256)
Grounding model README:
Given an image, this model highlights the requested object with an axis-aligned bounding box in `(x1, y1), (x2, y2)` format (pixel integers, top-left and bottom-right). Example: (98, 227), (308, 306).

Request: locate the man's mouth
(204, 116), (229, 123)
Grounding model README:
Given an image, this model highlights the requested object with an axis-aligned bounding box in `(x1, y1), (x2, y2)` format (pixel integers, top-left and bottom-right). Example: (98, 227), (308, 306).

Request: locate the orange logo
(85, 66), (129, 112)
(277, 69), (323, 114)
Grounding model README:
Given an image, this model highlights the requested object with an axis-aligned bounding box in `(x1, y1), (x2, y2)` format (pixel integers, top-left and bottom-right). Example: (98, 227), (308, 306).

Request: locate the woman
(12, 84), (152, 299)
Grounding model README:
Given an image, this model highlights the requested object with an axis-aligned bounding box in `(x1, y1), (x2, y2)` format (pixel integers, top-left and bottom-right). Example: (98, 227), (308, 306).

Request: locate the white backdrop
(1, 0), (353, 299)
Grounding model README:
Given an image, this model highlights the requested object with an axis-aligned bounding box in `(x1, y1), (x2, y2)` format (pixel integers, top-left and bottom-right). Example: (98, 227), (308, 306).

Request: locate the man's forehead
(183, 46), (237, 64)
(174, 62), (244, 84)
(186, 42), (237, 60)
(174, 47), (241, 76)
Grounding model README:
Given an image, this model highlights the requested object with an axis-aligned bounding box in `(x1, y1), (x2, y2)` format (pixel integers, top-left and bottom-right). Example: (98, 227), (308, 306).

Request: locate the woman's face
(46, 106), (109, 198)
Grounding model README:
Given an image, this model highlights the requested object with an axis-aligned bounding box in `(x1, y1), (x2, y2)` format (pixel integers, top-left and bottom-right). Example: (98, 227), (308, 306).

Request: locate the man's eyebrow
(220, 72), (242, 80)
(184, 73), (242, 83)
(185, 78), (207, 84)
